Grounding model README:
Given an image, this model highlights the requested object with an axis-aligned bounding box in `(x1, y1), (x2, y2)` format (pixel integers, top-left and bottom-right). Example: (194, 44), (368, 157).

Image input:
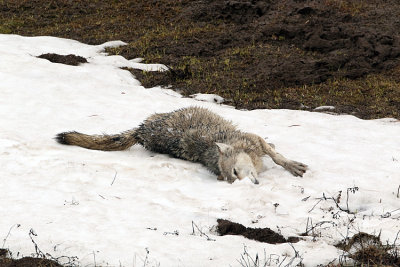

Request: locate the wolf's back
(55, 107), (237, 156)
(133, 107), (237, 156)
(55, 129), (137, 151)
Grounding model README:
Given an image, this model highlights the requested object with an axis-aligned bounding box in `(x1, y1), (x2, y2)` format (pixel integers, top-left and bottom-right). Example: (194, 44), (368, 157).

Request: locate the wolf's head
(216, 143), (259, 184)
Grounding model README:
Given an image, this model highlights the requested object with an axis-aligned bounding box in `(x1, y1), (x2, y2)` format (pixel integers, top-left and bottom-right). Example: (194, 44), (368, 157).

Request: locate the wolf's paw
(285, 160), (308, 177)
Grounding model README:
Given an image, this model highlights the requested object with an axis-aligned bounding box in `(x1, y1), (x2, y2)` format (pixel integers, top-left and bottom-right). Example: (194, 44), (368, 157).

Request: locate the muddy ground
(37, 54), (87, 66)
(216, 219), (300, 244)
(1, 0), (399, 118)
(0, 249), (62, 267)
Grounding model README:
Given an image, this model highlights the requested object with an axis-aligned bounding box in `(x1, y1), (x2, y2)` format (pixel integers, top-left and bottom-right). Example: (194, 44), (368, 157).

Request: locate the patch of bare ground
(0, 249), (62, 267)
(217, 219), (300, 244)
(37, 54), (87, 66)
(1, 0), (399, 118)
(336, 232), (400, 266)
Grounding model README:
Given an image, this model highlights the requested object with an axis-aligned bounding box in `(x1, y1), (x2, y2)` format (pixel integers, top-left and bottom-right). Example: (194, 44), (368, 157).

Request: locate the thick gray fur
(56, 106), (308, 183)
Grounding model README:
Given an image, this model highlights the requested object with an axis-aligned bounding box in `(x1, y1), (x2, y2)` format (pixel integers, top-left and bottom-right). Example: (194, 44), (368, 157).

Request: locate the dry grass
(1, 0), (399, 119)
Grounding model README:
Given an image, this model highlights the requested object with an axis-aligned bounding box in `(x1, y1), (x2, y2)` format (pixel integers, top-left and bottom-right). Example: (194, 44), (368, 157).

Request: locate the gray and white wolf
(56, 107), (307, 184)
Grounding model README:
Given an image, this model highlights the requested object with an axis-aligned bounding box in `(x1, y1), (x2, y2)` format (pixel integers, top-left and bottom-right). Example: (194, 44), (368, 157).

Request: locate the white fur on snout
(235, 153), (258, 184)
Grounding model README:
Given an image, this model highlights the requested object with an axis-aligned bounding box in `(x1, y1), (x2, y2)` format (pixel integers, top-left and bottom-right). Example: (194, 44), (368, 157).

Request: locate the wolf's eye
(233, 168), (238, 176)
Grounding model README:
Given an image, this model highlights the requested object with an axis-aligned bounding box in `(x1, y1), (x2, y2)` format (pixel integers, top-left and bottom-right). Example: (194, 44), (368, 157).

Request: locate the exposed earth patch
(37, 53), (87, 66)
(1, 0), (399, 118)
(217, 219), (300, 244)
(183, 0), (400, 85)
(0, 249), (62, 267)
(336, 232), (400, 266)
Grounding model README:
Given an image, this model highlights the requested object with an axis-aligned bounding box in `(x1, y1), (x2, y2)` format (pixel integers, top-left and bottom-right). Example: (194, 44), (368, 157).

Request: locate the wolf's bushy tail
(55, 128), (137, 151)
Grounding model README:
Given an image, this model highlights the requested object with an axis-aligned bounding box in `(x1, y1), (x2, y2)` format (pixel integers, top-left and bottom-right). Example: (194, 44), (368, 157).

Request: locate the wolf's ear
(215, 143), (233, 155)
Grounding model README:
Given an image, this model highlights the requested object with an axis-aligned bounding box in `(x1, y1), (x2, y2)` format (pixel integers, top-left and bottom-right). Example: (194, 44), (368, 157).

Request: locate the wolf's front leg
(260, 138), (307, 177)
(276, 156), (308, 177)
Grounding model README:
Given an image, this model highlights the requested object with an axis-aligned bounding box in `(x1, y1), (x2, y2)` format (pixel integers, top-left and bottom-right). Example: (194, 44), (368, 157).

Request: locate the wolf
(56, 106), (307, 184)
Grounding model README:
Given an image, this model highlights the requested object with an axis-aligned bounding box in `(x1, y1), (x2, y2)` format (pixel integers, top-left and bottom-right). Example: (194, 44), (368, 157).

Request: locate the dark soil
(179, 0), (400, 86)
(1, 0), (400, 119)
(335, 232), (400, 266)
(0, 249), (62, 267)
(217, 219), (300, 244)
(122, 0), (400, 119)
(37, 53), (87, 66)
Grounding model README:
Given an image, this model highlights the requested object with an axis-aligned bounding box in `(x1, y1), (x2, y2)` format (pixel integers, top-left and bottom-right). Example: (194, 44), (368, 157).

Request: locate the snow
(1, 34), (400, 266)
(190, 93), (225, 104)
(314, 106), (335, 111)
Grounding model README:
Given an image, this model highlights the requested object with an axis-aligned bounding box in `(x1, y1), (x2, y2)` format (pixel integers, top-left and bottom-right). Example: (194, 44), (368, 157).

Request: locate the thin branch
(93, 251), (97, 267)
(111, 171), (117, 186)
(191, 221), (215, 241)
(2, 224), (20, 248)
(308, 199), (322, 213)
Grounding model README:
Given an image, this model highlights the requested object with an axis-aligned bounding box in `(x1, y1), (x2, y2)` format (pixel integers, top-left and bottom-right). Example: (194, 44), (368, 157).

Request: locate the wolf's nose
(254, 179), (259, 184)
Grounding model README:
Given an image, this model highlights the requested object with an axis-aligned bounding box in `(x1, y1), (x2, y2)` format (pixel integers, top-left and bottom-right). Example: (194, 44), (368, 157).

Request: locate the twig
(382, 208), (400, 218)
(308, 199), (322, 213)
(278, 256), (287, 267)
(303, 220), (336, 236)
(391, 230), (400, 259)
(53, 255), (79, 267)
(191, 221), (215, 241)
(64, 198), (79, 206)
(93, 251), (97, 267)
(28, 229), (80, 267)
(2, 223), (20, 248)
(111, 171), (117, 186)
(29, 229), (46, 258)
(288, 243), (300, 258)
(326, 258), (337, 266)
(304, 217), (312, 235)
(266, 254), (280, 266)
(301, 196), (310, 201)
(143, 248), (149, 267)
(346, 187), (359, 212)
(393, 230), (400, 245)
(163, 230), (179, 236)
(329, 187), (358, 215)
(284, 243), (303, 267)
(237, 245), (264, 267)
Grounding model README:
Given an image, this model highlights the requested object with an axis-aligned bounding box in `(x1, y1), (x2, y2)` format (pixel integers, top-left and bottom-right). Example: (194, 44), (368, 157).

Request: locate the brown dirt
(37, 54), (87, 66)
(179, 0), (400, 86)
(336, 232), (400, 266)
(1, 0), (400, 119)
(0, 249), (62, 267)
(217, 219), (300, 244)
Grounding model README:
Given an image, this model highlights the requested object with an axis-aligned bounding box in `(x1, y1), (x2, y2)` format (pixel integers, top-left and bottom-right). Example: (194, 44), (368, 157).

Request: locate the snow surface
(314, 106), (335, 111)
(190, 93), (225, 104)
(1, 34), (400, 267)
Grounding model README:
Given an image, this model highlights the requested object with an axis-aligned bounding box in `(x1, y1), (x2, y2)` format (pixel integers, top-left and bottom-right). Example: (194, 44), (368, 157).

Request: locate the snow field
(0, 34), (399, 266)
